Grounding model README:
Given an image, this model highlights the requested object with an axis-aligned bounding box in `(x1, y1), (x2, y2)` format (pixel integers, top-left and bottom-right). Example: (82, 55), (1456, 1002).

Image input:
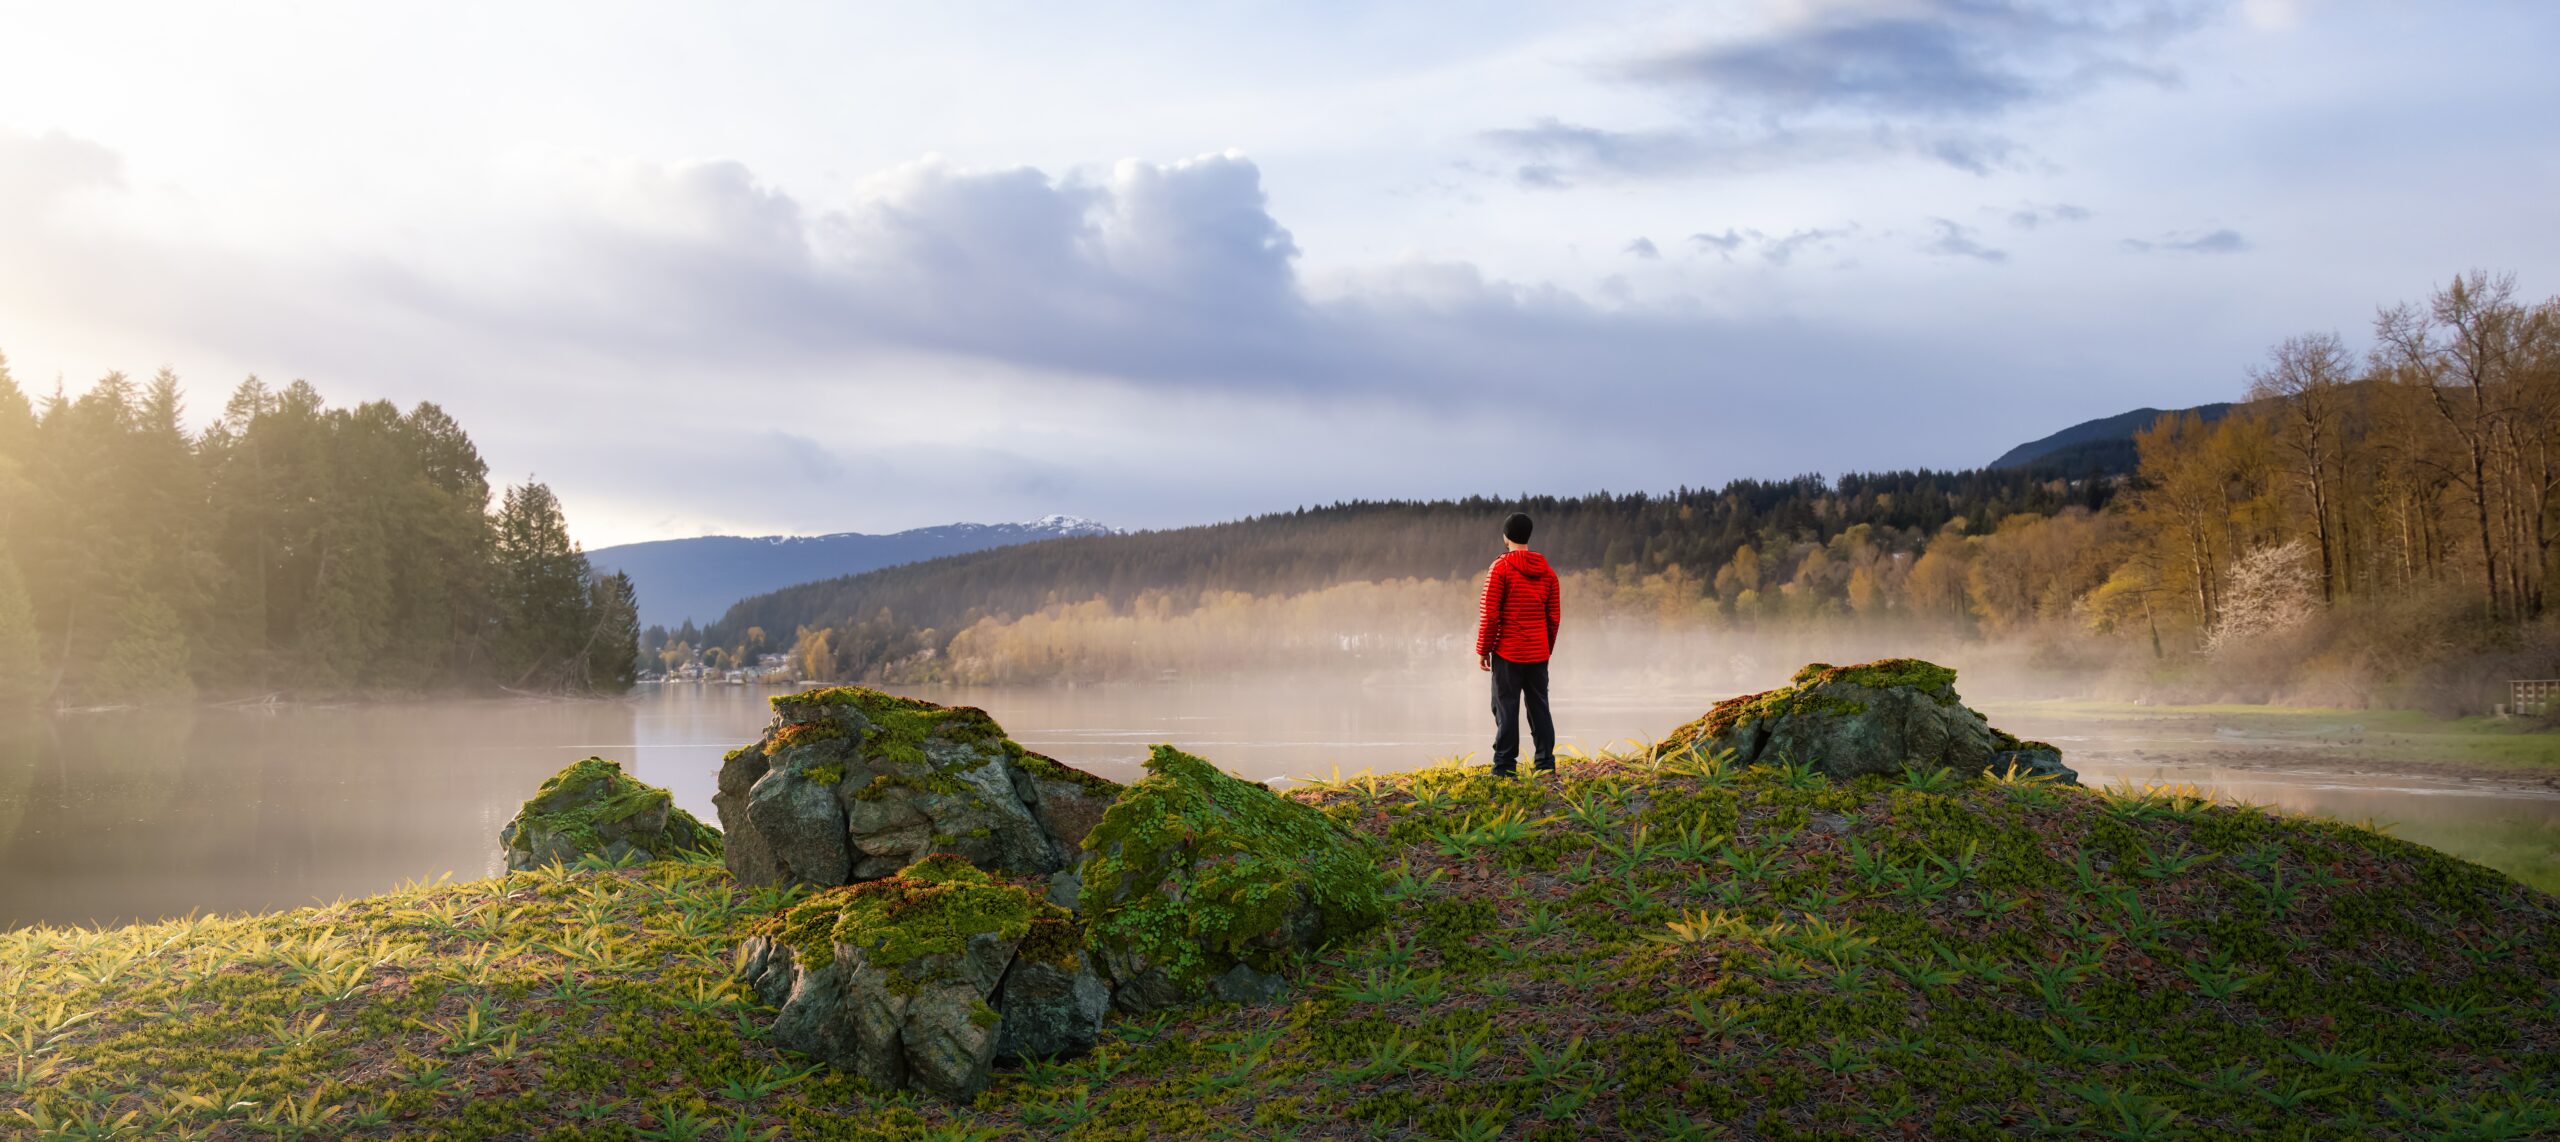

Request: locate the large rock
(716, 688), (1122, 889)
(1079, 745), (1386, 1012)
(498, 758), (721, 871)
(1658, 659), (2079, 784)
(735, 855), (1107, 1101)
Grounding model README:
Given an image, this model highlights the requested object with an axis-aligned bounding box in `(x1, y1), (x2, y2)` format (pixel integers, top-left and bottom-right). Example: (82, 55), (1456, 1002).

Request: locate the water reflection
(3, 680), (2555, 929)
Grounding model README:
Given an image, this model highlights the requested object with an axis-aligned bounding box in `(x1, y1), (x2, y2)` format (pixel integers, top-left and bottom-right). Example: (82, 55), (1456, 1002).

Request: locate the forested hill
(702, 468), (2107, 657)
(1988, 402), (2235, 473)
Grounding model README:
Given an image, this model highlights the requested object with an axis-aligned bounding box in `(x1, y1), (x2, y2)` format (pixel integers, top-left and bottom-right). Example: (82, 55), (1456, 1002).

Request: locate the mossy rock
(1660, 658), (2078, 783)
(716, 687), (1122, 888)
(1078, 745), (1386, 1011)
(497, 757), (720, 871)
(736, 854), (1107, 1101)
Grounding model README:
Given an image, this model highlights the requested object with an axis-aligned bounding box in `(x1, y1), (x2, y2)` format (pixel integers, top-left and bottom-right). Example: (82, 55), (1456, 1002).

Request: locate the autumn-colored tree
(2247, 333), (2355, 603)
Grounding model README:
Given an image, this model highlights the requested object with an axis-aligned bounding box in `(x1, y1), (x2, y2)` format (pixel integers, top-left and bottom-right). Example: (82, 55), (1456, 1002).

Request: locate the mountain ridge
(592, 515), (1119, 629)
(1988, 402), (2236, 473)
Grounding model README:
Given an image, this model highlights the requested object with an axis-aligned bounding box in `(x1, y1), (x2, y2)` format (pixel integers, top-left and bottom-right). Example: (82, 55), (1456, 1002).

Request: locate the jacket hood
(1503, 550), (1553, 580)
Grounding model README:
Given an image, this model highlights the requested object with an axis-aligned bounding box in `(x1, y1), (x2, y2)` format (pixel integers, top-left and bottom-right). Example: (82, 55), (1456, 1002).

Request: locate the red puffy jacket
(1476, 549), (1561, 663)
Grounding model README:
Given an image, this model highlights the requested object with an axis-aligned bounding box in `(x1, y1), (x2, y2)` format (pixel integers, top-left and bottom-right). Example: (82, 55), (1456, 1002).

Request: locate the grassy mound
(7, 751), (2557, 1140)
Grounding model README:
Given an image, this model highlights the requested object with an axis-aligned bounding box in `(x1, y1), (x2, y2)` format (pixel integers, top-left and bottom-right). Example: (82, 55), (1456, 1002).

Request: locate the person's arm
(1476, 561), (1503, 669)
(1546, 574), (1561, 649)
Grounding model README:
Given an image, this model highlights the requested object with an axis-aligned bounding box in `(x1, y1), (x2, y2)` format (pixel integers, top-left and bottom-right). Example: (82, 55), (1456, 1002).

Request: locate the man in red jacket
(1477, 512), (1561, 778)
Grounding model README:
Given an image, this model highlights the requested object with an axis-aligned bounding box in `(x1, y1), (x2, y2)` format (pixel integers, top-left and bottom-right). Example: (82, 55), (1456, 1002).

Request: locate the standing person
(1476, 512), (1561, 778)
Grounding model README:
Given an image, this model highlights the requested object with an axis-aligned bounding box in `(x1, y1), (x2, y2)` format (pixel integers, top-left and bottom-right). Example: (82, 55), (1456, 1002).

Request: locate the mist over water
(4, 658), (2556, 930)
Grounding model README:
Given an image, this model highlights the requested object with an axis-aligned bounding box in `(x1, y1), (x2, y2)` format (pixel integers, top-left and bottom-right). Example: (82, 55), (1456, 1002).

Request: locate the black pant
(1489, 654), (1555, 775)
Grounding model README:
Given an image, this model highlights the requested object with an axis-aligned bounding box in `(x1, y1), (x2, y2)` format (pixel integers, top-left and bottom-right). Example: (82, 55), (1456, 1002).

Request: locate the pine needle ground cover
(7, 749), (2559, 1140)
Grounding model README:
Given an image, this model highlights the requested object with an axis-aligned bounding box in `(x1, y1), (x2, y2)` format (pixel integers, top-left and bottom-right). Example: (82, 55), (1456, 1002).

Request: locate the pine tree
(294, 513), (393, 691)
(0, 352), (34, 535)
(585, 571), (642, 691)
(0, 542), (43, 710)
(90, 594), (195, 706)
(490, 481), (595, 690)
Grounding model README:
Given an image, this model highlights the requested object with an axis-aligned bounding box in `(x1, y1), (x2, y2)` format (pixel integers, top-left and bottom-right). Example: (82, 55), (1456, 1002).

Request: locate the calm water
(3, 679), (2555, 929)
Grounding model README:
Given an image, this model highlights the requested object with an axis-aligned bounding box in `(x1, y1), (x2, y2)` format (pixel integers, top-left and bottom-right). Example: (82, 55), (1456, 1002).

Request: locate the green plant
(1413, 1026), (1491, 1079)
(1432, 1107), (1507, 1142)
(1519, 1033), (1589, 1084)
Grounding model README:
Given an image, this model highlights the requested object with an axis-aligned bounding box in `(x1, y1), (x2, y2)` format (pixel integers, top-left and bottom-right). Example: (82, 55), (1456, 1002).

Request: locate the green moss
(1080, 745), (1386, 990)
(768, 687), (1118, 803)
(1809, 658), (1959, 696)
(773, 686), (1011, 767)
(1664, 658), (1966, 755)
(1984, 722), (2058, 754)
(1007, 740), (1124, 796)
(500, 757), (720, 862)
(758, 853), (1063, 973)
(764, 719), (848, 756)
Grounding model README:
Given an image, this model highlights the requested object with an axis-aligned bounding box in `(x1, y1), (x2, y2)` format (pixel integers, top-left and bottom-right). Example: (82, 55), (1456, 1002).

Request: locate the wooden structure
(2513, 679), (2560, 717)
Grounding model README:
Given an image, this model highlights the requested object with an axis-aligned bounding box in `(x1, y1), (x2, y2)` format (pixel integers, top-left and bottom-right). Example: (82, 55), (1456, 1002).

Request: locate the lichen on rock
(1078, 745), (1386, 1011)
(497, 757), (720, 871)
(716, 686), (1121, 888)
(735, 854), (1108, 1100)
(1659, 657), (2078, 783)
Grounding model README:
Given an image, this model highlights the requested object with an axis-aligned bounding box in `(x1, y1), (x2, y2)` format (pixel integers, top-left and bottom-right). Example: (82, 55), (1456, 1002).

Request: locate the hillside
(591, 515), (1118, 629)
(1988, 403), (2234, 473)
(703, 469), (2104, 664)
(9, 747), (2554, 1139)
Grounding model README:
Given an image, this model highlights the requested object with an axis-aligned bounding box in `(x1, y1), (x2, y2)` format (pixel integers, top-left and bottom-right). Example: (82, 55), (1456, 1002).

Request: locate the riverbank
(8, 749), (2556, 1139)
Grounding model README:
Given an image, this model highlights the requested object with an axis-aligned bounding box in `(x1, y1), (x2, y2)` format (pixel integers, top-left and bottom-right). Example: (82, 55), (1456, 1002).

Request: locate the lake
(4, 678), (2556, 929)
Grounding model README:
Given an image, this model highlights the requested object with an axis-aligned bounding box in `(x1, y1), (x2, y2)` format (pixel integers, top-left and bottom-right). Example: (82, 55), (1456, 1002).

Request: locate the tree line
(0, 356), (638, 708)
(705, 466), (2104, 682)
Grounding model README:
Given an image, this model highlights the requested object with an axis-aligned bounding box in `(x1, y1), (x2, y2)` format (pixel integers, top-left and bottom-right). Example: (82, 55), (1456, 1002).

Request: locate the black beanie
(1503, 513), (1533, 544)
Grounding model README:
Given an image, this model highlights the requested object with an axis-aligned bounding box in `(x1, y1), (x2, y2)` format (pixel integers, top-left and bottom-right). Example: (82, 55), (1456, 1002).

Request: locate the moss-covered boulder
(497, 758), (720, 871)
(735, 855), (1107, 1101)
(1079, 745), (1386, 1011)
(716, 687), (1122, 888)
(1659, 658), (2079, 783)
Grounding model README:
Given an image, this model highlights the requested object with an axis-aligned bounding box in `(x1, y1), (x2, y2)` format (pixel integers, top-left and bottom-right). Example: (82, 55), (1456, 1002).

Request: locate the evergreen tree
(490, 481), (595, 690)
(0, 542), (43, 710)
(585, 572), (642, 691)
(294, 512), (393, 691)
(0, 353), (34, 535)
(90, 594), (195, 705)
(389, 402), (494, 686)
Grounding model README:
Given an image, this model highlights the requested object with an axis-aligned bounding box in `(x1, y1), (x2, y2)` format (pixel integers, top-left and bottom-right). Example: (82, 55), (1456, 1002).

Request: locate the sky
(2, 0), (2556, 548)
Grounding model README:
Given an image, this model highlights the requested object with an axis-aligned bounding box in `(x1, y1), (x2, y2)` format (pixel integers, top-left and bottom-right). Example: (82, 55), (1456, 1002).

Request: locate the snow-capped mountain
(590, 516), (1121, 629)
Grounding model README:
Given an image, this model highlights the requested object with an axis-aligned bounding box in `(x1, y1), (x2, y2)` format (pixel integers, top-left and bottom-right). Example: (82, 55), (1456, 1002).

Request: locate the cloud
(1620, 1), (2202, 120)
(1484, 116), (2027, 182)
(1486, 1), (2210, 183)
(0, 129), (122, 216)
(1624, 236), (1661, 259)
(1922, 218), (2009, 262)
(2007, 201), (2093, 229)
(1681, 225), (1856, 266)
(0, 131), (1939, 417)
(1689, 229), (1748, 259)
(2121, 227), (2249, 253)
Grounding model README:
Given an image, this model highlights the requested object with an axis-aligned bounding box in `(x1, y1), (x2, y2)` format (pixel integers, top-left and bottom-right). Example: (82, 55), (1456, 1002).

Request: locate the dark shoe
(1490, 766), (1518, 779)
